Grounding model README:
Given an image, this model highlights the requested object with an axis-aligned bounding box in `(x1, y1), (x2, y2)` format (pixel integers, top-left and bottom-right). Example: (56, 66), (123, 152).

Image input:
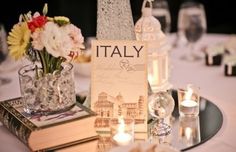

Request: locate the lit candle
(181, 99), (198, 107)
(113, 117), (133, 146)
(179, 86), (199, 116)
(113, 132), (133, 146)
(148, 53), (159, 88)
(152, 59), (159, 85)
(181, 87), (197, 107)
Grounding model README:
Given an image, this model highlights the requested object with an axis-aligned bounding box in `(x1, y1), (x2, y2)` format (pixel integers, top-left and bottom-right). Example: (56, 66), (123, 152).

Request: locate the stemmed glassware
(0, 24), (11, 86)
(152, 0), (171, 34)
(0, 24), (22, 86)
(178, 1), (207, 61)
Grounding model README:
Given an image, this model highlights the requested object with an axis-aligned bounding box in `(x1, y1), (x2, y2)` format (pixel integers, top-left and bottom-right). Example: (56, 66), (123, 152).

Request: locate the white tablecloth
(0, 34), (236, 152)
(169, 34), (236, 152)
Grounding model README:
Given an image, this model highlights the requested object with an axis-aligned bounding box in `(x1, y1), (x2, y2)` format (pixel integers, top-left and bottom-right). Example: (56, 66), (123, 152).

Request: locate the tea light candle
(112, 117), (133, 146)
(182, 87), (197, 107)
(113, 132), (133, 146)
(178, 85), (199, 117)
(181, 99), (198, 107)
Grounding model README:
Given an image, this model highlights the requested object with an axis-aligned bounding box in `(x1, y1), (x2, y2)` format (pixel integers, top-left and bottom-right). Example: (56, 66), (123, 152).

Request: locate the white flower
(62, 24), (84, 59)
(39, 22), (84, 60)
(33, 12), (40, 18)
(40, 22), (71, 58)
(37, 21), (84, 61)
(31, 29), (44, 50)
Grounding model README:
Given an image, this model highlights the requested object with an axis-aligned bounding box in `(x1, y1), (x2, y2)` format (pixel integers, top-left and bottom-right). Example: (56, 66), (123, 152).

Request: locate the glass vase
(18, 63), (76, 115)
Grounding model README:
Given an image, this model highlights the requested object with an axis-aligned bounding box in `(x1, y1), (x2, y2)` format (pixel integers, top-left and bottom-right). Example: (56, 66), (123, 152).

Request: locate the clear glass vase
(18, 63), (76, 115)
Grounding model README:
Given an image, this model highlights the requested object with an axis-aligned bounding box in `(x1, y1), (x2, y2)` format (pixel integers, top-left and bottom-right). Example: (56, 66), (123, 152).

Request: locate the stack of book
(0, 98), (98, 151)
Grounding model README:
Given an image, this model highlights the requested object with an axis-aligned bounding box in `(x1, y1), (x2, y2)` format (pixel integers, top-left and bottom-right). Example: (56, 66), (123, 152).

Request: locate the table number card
(91, 40), (148, 133)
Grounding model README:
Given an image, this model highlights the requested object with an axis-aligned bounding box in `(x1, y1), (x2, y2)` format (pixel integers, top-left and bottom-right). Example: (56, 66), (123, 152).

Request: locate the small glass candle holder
(178, 84), (200, 117)
(110, 117), (134, 146)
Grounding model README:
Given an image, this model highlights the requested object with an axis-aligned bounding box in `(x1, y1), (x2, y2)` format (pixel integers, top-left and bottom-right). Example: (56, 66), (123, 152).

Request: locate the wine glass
(0, 23), (24, 75)
(148, 91), (175, 142)
(178, 1), (207, 61)
(152, 0), (171, 34)
(0, 24), (12, 86)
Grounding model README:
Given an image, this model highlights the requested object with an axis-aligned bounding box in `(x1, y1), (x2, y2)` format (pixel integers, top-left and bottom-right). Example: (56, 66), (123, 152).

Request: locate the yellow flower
(7, 22), (30, 60)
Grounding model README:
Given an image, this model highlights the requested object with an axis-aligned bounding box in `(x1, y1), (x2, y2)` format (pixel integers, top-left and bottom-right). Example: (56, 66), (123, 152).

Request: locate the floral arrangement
(7, 4), (84, 75)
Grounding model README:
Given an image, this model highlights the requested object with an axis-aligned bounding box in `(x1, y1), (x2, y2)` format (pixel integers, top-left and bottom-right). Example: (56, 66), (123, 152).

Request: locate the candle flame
(185, 86), (193, 100)
(148, 75), (153, 83)
(118, 116), (125, 133)
(148, 60), (159, 85)
(153, 59), (159, 84)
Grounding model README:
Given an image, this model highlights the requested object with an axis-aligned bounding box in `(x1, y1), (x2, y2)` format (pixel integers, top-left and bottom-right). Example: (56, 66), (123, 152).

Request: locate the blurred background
(0, 0), (236, 38)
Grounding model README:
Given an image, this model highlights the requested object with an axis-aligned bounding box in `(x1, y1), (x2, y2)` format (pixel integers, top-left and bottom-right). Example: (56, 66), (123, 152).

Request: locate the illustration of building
(115, 93), (124, 117)
(94, 92), (113, 118)
(94, 92), (145, 127)
(121, 96), (145, 119)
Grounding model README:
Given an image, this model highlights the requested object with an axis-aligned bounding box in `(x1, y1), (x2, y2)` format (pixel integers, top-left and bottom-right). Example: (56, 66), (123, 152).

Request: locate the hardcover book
(91, 40), (148, 133)
(0, 98), (98, 152)
(54, 139), (98, 152)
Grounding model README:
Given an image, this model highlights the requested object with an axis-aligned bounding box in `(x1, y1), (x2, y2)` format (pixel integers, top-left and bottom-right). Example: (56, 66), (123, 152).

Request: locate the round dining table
(0, 33), (235, 152)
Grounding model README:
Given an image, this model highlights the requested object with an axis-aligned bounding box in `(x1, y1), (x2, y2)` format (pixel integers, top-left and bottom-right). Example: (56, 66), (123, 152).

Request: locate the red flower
(27, 16), (47, 32)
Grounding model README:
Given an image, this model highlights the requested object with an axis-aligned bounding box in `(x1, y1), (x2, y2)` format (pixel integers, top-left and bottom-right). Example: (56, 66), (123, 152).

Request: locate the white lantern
(135, 0), (172, 92)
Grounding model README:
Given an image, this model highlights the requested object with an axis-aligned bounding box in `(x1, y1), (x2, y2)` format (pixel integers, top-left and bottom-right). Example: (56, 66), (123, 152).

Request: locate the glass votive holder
(178, 84), (200, 117)
(110, 117), (134, 146)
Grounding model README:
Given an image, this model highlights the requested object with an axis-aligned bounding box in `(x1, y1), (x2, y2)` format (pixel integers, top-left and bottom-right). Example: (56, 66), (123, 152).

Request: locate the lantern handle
(142, 0), (153, 10)
(142, 0), (153, 16)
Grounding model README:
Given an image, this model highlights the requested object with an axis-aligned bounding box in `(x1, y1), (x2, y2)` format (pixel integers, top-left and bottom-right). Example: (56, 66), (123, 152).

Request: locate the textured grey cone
(96, 0), (136, 40)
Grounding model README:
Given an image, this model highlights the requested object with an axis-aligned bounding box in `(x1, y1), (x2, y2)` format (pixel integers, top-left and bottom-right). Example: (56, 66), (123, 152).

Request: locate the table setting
(0, 32), (236, 152)
(0, 0), (236, 152)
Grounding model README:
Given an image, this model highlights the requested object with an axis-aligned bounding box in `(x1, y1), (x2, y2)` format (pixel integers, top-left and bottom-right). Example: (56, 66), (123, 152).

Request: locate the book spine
(0, 103), (31, 145)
